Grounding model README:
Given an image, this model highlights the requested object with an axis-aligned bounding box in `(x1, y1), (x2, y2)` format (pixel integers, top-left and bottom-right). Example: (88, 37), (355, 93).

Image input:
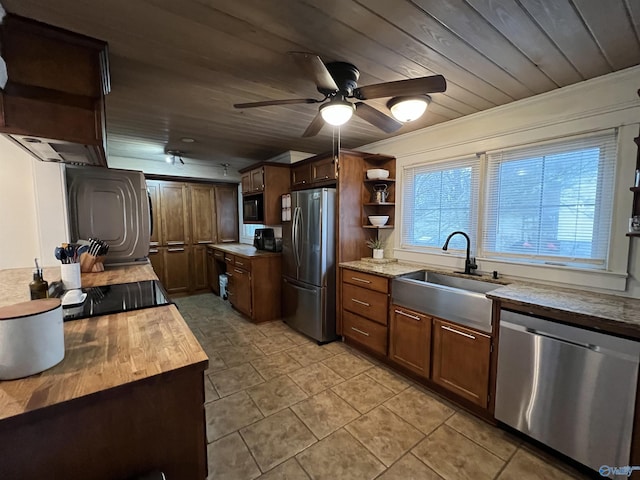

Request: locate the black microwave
(243, 194), (264, 223)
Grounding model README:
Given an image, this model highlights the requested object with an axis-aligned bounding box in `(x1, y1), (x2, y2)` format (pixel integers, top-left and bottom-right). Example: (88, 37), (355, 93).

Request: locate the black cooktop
(56, 280), (172, 321)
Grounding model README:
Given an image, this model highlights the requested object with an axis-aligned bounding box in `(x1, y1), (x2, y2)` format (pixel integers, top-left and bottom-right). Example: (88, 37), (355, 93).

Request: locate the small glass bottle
(29, 270), (48, 300)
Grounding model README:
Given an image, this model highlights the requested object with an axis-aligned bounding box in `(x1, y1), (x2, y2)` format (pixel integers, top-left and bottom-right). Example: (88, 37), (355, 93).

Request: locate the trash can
(219, 273), (228, 300)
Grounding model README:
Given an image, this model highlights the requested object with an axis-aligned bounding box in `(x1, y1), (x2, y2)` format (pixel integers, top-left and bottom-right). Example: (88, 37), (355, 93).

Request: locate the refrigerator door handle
(293, 206), (302, 268)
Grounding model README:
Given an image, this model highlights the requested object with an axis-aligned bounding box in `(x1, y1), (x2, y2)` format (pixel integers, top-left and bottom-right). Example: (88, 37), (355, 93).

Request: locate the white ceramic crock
(0, 298), (65, 380)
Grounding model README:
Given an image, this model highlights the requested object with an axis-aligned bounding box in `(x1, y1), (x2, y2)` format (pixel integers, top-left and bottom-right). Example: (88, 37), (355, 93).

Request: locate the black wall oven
(243, 194), (264, 223)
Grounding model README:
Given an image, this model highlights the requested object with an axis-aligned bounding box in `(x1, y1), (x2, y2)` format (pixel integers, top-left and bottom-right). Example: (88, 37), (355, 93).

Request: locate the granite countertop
(208, 243), (281, 258)
(488, 283), (640, 339)
(340, 259), (640, 339)
(0, 263), (208, 422)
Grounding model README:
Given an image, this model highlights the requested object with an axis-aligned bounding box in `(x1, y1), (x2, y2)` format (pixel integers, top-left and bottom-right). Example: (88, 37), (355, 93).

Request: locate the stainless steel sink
(392, 271), (499, 333)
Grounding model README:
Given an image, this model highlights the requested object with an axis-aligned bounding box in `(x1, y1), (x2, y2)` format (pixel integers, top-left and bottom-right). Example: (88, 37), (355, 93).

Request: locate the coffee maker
(253, 228), (274, 250)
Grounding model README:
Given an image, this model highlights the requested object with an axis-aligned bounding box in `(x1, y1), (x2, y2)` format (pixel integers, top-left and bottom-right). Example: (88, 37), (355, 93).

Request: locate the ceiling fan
(233, 52), (447, 137)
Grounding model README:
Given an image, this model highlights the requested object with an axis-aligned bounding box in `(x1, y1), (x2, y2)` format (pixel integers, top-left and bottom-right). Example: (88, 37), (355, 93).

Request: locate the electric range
(56, 280), (172, 321)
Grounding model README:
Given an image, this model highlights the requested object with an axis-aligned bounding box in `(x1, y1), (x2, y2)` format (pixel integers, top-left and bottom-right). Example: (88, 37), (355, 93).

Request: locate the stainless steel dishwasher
(495, 310), (640, 472)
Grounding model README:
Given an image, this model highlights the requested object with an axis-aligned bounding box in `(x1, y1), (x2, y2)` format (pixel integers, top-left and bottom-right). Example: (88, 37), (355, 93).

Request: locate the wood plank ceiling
(3, 0), (640, 171)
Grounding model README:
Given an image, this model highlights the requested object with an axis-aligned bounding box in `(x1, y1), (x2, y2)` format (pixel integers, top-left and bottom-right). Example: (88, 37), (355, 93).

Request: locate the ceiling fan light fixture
(387, 95), (430, 122)
(320, 99), (355, 126)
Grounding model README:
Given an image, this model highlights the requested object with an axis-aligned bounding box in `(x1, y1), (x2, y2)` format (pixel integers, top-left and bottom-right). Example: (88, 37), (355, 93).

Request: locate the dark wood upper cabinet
(159, 182), (190, 246)
(0, 14), (109, 165)
(215, 185), (239, 243)
(311, 156), (337, 183)
(291, 162), (311, 188)
(239, 163), (290, 225)
(189, 184), (217, 244)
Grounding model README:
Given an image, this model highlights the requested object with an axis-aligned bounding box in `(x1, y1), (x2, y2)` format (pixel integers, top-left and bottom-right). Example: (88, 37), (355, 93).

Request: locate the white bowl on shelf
(368, 215), (389, 227)
(366, 169), (390, 180)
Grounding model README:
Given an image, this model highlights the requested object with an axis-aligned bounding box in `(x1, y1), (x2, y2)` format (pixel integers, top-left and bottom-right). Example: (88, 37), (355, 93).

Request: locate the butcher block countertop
(208, 243), (281, 258)
(0, 263), (208, 422)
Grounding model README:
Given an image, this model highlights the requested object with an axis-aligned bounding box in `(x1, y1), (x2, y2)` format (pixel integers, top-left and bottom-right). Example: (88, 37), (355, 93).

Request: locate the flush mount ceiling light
(180, 137), (195, 143)
(165, 150), (184, 165)
(387, 95), (431, 122)
(320, 98), (355, 126)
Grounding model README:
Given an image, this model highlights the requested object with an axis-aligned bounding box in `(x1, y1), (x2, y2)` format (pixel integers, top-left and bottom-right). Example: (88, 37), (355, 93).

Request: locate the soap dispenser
(29, 258), (48, 300)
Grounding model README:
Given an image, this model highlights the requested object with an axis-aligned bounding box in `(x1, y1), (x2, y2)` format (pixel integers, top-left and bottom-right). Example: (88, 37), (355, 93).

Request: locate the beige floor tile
(200, 334), (234, 353)
(413, 424), (504, 480)
(364, 366), (410, 394)
(209, 363), (265, 397)
(283, 330), (314, 346)
(257, 458), (310, 480)
(254, 335), (297, 355)
(241, 409), (317, 472)
(287, 344), (336, 366)
(345, 405), (424, 467)
(258, 320), (292, 337)
(291, 390), (361, 439)
(251, 352), (302, 381)
(296, 429), (385, 480)
(502, 448), (590, 480)
(200, 323), (237, 338)
(204, 350), (227, 374)
(247, 376), (308, 416)
(321, 341), (350, 355)
(226, 329), (268, 346)
(446, 412), (519, 461)
(384, 387), (454, 435)
(331, 373), (395, 414)
(217, 344), (265, 367)
(204, 376), (219, 404)
(288, 362), (345, 395)
(322, 352), (373, 379)
(207, 432), (261, 480)
(376, 453), (443, 480)
(205, 391), (264, 443)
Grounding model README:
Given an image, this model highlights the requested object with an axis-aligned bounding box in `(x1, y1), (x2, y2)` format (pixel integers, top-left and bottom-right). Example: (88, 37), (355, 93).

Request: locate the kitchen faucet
(442, 231), (479, 275)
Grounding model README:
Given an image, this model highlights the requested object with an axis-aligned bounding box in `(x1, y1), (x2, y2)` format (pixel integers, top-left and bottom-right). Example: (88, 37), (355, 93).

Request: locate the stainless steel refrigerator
(282, 188), (337, 343)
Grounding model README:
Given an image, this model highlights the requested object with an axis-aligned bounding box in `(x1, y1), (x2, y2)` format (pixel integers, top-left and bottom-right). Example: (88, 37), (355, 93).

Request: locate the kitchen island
(0, 263), (209, 480)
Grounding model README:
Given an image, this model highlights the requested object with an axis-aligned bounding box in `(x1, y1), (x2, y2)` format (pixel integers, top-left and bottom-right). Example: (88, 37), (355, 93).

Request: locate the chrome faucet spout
(442, 231), (478, 275)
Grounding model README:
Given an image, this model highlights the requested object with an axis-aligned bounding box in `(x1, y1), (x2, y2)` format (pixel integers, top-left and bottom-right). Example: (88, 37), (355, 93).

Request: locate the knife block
(80, 253), (105, 273)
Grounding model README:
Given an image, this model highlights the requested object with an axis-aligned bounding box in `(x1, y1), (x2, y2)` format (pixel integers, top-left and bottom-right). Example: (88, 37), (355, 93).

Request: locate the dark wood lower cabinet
(148, 247), (165, 285)
(389, 305), (431, 378)
(228, 266), (251, 317)
(192, 245), (208, 292)
(207, 248), (220, 295)
(432, 318), (491, 408)
(163, 246), (191, 294)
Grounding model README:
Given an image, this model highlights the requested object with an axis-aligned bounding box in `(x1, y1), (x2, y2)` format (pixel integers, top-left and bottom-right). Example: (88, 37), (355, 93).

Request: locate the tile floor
(175, 293), (591, 480)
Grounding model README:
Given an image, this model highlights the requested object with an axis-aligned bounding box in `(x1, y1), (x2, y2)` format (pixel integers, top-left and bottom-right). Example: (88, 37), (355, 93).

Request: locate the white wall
(362, 66), (640, 297)
(0, 136), (67, 269)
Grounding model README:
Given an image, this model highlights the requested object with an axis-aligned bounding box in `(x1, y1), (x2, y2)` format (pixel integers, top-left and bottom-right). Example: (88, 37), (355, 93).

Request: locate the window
(401, 157), (480, 250)
(482, 131), (617, 268)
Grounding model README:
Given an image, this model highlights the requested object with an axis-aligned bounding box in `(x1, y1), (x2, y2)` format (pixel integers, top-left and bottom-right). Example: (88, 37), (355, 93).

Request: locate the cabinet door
(192, 245), (208, 291)
(163, 245), (191, 294)
(311, 156), (336, 182)
(190, 184), (217, 245)
(159, 182), (190, 246)
(291, 163), (311, 188)
(390, 305), (431, 378)
(215, 186), (239, 243)
(241, 173), (252, 194)
(148, 246), (165, 285)
(250, 168), (264, 192)
(228, 266), (251, 318)
(432, 318), (491, 408)
(207, 248), (218, 293)
(146, 180), (162, 247)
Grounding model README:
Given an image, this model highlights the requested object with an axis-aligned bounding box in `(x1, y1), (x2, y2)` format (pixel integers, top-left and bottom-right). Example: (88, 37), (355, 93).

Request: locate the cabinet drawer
(213, 249), (224, 260)
(224, 253), (235, 266)
(232, 257), (252, 272)
(342, 283), (388, 325)
(342, 269), (389, 293)
(343, 311), (387, 356)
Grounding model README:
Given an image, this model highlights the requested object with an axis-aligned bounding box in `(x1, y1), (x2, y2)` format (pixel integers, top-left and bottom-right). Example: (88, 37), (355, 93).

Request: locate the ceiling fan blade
(354, 102), (403, 133)
(354, 75), (447, 100)
(234, 98), (320, 109)
(289, 52), (339, 92)
(302, 111), (325, 137)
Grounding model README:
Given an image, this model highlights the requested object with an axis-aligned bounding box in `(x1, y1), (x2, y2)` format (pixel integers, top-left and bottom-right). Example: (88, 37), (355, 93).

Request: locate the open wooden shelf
(364, 202), (395, 206)
(364, 178), (395, 183)
(363, 225), (394, 229)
